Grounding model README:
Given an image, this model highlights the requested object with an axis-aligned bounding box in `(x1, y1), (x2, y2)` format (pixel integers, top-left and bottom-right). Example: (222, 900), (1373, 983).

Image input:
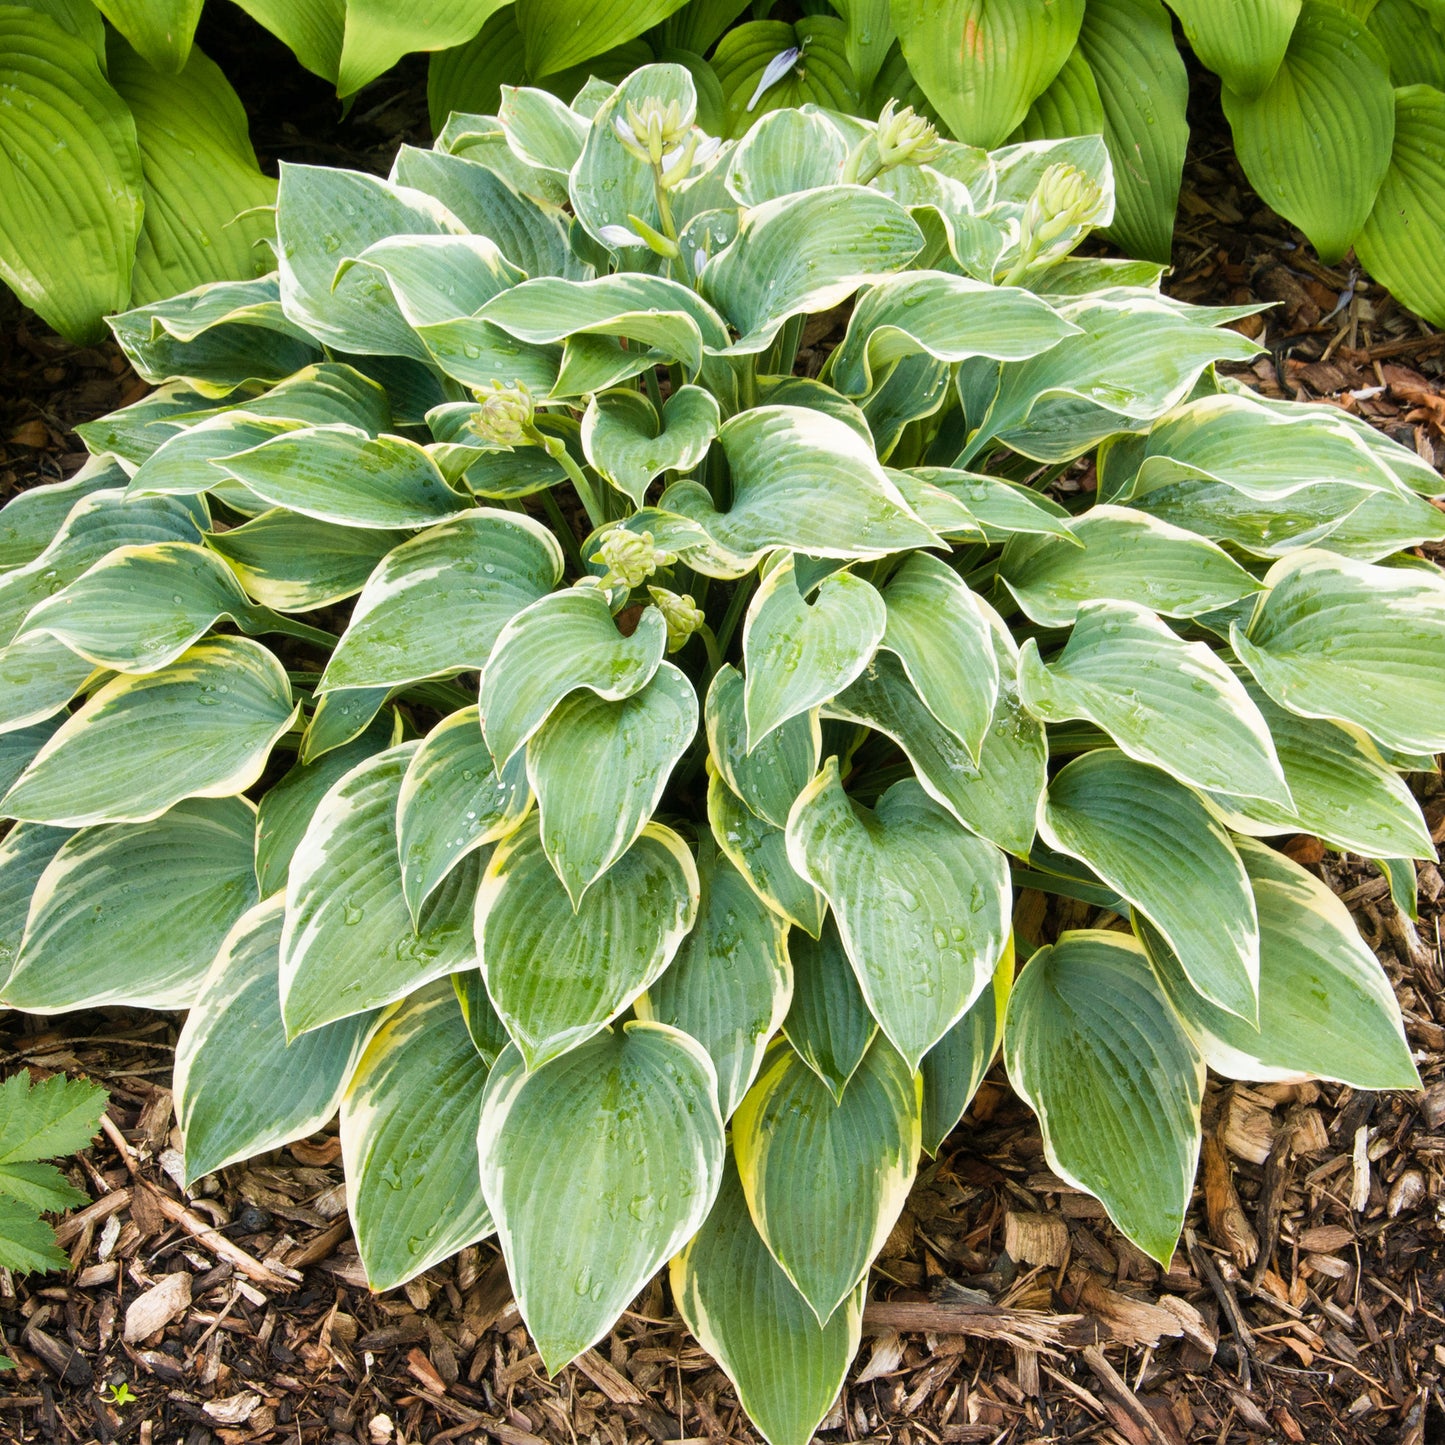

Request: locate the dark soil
(3, 37), (1445, 1445)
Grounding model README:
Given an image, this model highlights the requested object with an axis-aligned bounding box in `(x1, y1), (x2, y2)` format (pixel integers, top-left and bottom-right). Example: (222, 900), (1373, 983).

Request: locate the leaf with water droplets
(707, 664), (820, 829)
(782, 915), (876, 1103)
(582, 385), (721, 510)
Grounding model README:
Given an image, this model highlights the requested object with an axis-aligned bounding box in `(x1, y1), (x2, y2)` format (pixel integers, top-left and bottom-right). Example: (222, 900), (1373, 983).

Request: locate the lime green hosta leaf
(783, 915), (878, 1103)
(1040, 750), (1259, 1021)
(107, 38), (275, 309)
(276, 163), (465, 360)
(713, 17), (860, 136)
(1020, 601), (1290, 805)
(517, 0), (686, 77)
(1013, 46), (1105, 142)
(829, 274), (1077, 398)
(530, 663), (696, 904)
(174, 897), (380, 1182)
(479, 1022), (725, 1373)
(1222, 2), (1394, 264)
(734, 1037), (920, 1323)
(665, 407), (939, 572)
(342, 981), (495, 1290)
(835, 0), (896, 91)
(1357, 85), (1445, 329)
(0, 9), (143, 344)
(879, 552), (999, 762)
(336, 0), (510, 96)
(742, 556), (885, 750)
(637, 839), (792, 1121)
(1000, 505), (1263, 628)
(1076, 0), (1189, 263)
(255, 714), (398, 899)
(570, 64), (697, 247)
(397, 707), (530, 925)
(18, 542), (264, 674)
(702, 187), (922, 354)
(216, 426), (468, 530)
(93, 0), (200, 71)
(280, 744), (481, 1037)
(206, 511), (406, 614)
(787, 765), (1010, 1069)
(892, 0), (1085, 147)
(921, 942), (1011, 1155)
(228, 0), (343, 84)
(1143, 838), (1418, 1087)
(479, 276), (731, 376)
(827, 649), (1047, 856)
(322, 511), (562, 693)
(477, 820), (698, 1069)
(673, 1156), (863, 1445)
(1368, 0), (1445, 87)
(0, 636), (102, 735)
(723, 107), (850, 207)
(707, 665), (821, 830)
(3, 639), (296, 828)
(1004, 930), (1203, 1265)
(709, 769), (827, 937)
(480, 591), (668, 769)
(1231, 549), (1445, 753)
(1165, 0), (1300, 95)
(3, 798), (256, 1012)
(1206, 679), (1433, 860)
(0, 827), (70, 992)
(582, 388), (721, 510)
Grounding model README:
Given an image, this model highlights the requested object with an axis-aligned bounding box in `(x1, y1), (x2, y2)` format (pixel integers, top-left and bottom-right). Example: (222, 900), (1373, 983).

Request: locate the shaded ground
(3, 41), (1445, 1445)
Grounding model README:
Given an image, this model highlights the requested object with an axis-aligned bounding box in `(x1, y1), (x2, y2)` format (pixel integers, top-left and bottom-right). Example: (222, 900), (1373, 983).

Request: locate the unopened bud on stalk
(469, 381), (536, 447)
(591, 528), (676, 589)
(875, 100), (943, 170)
(649, 586), (706, 651)
(615, 97), (692, 166)
(1022, 163), (1107, 250)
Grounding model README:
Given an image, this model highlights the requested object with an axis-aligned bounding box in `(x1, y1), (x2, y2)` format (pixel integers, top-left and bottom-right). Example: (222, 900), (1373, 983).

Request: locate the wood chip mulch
(4, 66), (1445, 1445)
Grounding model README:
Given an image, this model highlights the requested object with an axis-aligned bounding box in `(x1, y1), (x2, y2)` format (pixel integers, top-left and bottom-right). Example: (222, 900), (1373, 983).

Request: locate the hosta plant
(2, 70), (1443, 1445)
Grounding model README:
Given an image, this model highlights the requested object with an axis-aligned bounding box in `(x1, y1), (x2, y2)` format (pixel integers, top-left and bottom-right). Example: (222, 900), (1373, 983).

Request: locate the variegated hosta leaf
(2, 639), (297, 828)
(782, 915), (877, 1104)
(732, 1036), (920, 1323)
(921, 940), (1012, 1156)
(0, 721), (60, 802)
(480, 591), (668, 768)
(0, 459), (128, 571)
(722, 105), (850, 206)
(905, 467), (1075, 542)
(2, 798), (257, 1012)
(301, 685), (393, 764)
(479, 1022), (725, 1373)
(206, 511), (409, 613)
(215, 426), (468, 529)
(275, 163), (466, 359)
(397, 707), (530, 925)
(663, 406), (939, 572)
(174, 896), (381, 1182)
(827, 273), (1078, 397)
(1230, 549), (1445, 754)
(1019, 599), (1290, 804)
(0, 634), (103, 735)
(826, 649), (1047, 856)
(636, 838), (792, 1121)
(18, 542), (265, 673)
(322, 511), (563, 693)
(879, 551), (999, 762)
(707, 664), (821, 829)
(476, 819), (698, 1069)
(1039, 749), (1259, 1023)
(672, 1156), (863, 1445)
(1141, 837), (1419, 1089)
(453, 967), (511, 1066)
(126, 413), (298, 497)
(529, 663), (697, 905)
(497, 84), (588, 174)
(1206, 679), (1434, 861)
(0, 825), (73, 993)
(1004, 930), (1204, 1265)
(280, 744), (482, 1037)
(1000, 505), (1263, 628)
(342, 981), (495, 1291)
(708, 768), (827, 937)
(787, 764), (1010, 1069)
(338, 233), (523, 329)
(741, 555), (886, 749)
(582, 386), (721, 509)
(960, 296), (1262, 463)
(702, 188), (924, 353)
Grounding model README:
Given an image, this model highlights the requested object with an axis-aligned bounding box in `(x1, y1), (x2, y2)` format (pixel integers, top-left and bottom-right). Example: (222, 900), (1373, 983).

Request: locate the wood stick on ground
(140, 1184), (299, 1293)
(863, 1298), (1085, 1354)
(1080, 1344), (1174, 1445)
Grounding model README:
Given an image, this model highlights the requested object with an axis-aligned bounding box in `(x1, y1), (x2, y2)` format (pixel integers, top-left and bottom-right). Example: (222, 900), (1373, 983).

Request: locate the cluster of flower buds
(467, 381), (539, 448)
(1021, 162), (1109, 253)
(613, 97), (720, 190)
(590, 527), (678, 590)
(874, 100), (944, 170)
(648, 586), (706, 652)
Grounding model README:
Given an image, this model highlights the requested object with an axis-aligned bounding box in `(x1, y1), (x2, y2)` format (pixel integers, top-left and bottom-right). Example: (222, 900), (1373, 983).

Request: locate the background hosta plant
(1, 67), (1441, 1445)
